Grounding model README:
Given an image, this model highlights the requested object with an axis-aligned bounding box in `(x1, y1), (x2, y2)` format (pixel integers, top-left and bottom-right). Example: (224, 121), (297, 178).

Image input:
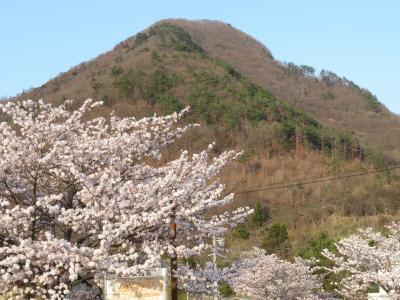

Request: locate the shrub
(110, 65), (123, 77)
(284, 62), (305, 77)
(247, 98), (268, 123)
(188, 91), (225, 125)
(296, 232), (339, 291)
(224, 64), (241, 80)
(321, 90), (335, 100)
(135, 32), (149, 45)
(151, 51), (162, 64)
(219, 283), (234, 297)
(157, 93), (183, 114)
(320, 69), (340, 86)
(149, 23), (203, 53)
(303, 125), (321, 150)
(237, 148), (255, 163)
(278, 121), (296, 146)
(90, 77), (103, 96)
(297, 232), (335, 261)
(113, 69), (144, 99)
(101, 95), (111, 107)
(262, 223), (291, 256)
(236, 223), (250, 239)
(223, 110), (240, 129)
(252, 202), (269, 228)
(363, 90), (382, 113)
(146, 70), (173, 102)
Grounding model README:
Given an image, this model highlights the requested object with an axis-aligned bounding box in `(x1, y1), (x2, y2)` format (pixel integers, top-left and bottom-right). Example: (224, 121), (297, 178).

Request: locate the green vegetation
(216, 60), (242, 80)
(135, 32), (149, 46)
(105, 32), (377, 170)
(151, 50), (162, 63)
(219, 283), (234, 297)
(157, 93), (183, 114)
(177, 290), (188, 300)
(235, 223), (250, 239)
(296, 232), (338, 291)
(101, 94), (111, 106)
(182, 256), (197, 269)
(362, 90), (382, 113)
(283, 62), (315, 77)
(188, 91), (225, 125)
(108, 48), (367, 165)
(188, 71), (322, 133)
(237, 148), (255, 163)
(110, 65), (123, 77)
(262, 223), (291, 257)
(90, 77), (103, 95)
(296, 232), (335, 262)
(321, 90), (335, 100)
(112, 67), (184, 112)
(149, 23), (203, 53)
(252, 202), (269, 228)
(146, 70), (174, 101)
(111, 65), (185, 113)
(112, 69), (145, 99)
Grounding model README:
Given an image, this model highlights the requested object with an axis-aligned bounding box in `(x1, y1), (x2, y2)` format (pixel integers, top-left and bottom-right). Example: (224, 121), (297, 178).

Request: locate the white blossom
(322, 223), (400, 298)
(229, 248), (324, 300)
(0, 99), (251, 299)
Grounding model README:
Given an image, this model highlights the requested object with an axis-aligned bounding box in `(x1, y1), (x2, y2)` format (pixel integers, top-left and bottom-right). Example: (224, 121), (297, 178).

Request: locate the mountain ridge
(10, 18), (400, 161)
(162, 19), (400, 159)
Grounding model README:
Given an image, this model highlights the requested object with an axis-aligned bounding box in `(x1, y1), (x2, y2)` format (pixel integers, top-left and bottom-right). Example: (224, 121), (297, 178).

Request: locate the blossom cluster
(322, 223), (400, 298)
(0, 99), (251, 299)
(228, 248), (323, 300)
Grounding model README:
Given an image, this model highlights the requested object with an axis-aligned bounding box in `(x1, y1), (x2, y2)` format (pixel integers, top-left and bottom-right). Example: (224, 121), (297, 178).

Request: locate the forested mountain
(7, 19), (400, 255)
(166, 19), (400, 162)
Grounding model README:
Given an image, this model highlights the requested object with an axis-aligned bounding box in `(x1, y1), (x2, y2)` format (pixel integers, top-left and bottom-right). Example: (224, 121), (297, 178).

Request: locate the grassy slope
(8, 20), (400, 254)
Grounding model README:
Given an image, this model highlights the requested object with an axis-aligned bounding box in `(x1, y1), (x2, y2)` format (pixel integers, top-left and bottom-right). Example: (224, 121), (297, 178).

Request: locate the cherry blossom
(229, 248), (324, 300)
(322, 223), (400, 298)
(0, 99), (251, 299)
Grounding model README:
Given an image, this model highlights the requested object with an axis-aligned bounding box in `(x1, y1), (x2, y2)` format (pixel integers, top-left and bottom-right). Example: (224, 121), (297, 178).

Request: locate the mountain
(7, 19), (400, 251)
(164, 19), (400, 162)
(13, 19), (400, 162)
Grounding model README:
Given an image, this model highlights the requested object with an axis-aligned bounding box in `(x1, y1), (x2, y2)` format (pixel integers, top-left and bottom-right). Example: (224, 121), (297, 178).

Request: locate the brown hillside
(166, 19), (400, 161)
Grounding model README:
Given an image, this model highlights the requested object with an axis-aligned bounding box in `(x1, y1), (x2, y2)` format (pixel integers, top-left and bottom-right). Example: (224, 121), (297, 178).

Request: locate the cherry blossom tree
(179, 261), (229, 297)
(322, 223), (400, 298)
(229, 248), (324, 300)
(178, 241), (236, 299)
(0, 99), (251, 299)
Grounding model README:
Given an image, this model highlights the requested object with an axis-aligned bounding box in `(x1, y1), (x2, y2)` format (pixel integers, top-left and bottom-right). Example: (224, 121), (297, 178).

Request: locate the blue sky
(1, 1), (399, 112)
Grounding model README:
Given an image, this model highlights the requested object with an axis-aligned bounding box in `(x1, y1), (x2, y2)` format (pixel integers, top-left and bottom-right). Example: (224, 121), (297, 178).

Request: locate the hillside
(166, 19), (400, 162)
(7, 19), (400, 253)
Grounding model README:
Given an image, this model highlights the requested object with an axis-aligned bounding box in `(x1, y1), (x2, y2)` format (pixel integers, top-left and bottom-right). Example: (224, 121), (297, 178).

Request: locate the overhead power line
(266, 190), (397, 211)
(237, 166), (379, 191)
(233, 165), (400, 195)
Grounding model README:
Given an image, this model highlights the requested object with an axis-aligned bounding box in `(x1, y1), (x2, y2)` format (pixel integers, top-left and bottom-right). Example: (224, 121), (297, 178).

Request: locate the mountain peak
(10, 18), (400, 161)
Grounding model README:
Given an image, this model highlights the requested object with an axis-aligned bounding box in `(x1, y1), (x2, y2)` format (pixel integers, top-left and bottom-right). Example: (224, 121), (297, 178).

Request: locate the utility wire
(236, 166), (374, 191)
(267, 190), (392, 211)
(233, 165), (400, 195)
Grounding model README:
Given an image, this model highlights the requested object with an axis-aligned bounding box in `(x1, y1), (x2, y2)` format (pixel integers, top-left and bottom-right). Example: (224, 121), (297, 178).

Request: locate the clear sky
(1, 1), (399, 113)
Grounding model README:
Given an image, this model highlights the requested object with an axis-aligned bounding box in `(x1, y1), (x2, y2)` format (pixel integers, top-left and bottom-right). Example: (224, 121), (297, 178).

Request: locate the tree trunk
(170, 214), (178, 300)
